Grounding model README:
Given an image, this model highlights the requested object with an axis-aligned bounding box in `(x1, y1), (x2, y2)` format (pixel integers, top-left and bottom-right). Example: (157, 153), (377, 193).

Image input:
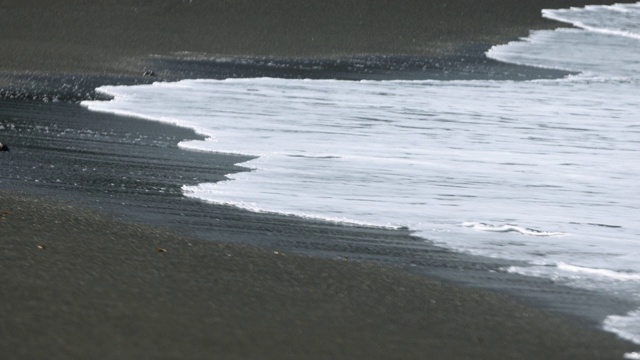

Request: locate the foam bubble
(557, 263), (640, 281)
(542, 4), (640, 40)
(604, 310), (640, 345)
(506, 263), (640, 283)
(462, 222), (565, 236)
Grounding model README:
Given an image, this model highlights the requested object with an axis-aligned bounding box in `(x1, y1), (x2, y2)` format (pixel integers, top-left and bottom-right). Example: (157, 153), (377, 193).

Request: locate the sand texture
(1, 191), (637, 359)
(2, 0), (639, 358)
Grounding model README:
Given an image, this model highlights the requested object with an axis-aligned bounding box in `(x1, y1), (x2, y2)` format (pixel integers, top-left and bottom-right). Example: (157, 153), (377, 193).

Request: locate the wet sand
(0, 0), (633, 79)
(2, 0), (639, 358)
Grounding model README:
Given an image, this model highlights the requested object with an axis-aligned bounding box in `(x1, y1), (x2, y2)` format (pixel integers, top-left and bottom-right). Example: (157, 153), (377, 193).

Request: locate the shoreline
(2, 85), (639, 359)
(1, 0), (635, 87)
(2, 0), (639, 358)
(2, 50), (576, 103)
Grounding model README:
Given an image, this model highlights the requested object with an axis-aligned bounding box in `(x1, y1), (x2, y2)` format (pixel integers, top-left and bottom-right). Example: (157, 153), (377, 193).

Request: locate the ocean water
(82, 2), (640, 348)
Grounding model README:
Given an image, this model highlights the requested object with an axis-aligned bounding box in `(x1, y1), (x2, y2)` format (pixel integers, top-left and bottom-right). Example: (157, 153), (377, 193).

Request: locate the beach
(1, 190), (637, 360)
(1, 0), (639, 359)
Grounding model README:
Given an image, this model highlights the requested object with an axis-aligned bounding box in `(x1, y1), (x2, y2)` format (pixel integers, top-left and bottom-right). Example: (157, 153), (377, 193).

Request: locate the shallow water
(83, 2), (640, 346)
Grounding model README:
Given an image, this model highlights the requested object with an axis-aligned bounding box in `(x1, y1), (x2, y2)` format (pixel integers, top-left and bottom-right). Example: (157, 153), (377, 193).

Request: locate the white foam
(487, 27), (640, 78)
(81, 1), (640, 345)
(543, 11), (640, 40)
(83, 76), (640, 281)
(604, 310), (640, 345)
(488, 2), (640, 79)
(505, 264), (640, 345)
(182, 181), (397, 229)
(542, 3), (640, 40)
(505, 262), (640, 285)
(557, 263), (640, 282)
(462, 222), (565, 237)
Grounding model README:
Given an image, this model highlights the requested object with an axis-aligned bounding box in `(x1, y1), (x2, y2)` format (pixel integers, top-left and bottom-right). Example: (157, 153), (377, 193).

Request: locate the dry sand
(0, 0), (631, 77)
(1, 191), (637, 359)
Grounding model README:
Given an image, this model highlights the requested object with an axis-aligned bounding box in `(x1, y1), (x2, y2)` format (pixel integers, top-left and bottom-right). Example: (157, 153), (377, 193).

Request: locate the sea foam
(542, 3), (640, 40)
(82, 1), (640, 346)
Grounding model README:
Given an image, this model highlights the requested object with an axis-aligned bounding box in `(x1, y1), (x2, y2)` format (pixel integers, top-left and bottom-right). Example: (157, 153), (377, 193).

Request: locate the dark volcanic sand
(0, 0), (574, 75)
(1, 190), (638, 360)
(2, 0), (640, 359)
(0, 0), (635, 81)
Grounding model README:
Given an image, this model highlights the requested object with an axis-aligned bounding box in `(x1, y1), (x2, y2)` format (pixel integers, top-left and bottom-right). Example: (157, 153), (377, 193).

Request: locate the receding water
(83, 2), (640, 347)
